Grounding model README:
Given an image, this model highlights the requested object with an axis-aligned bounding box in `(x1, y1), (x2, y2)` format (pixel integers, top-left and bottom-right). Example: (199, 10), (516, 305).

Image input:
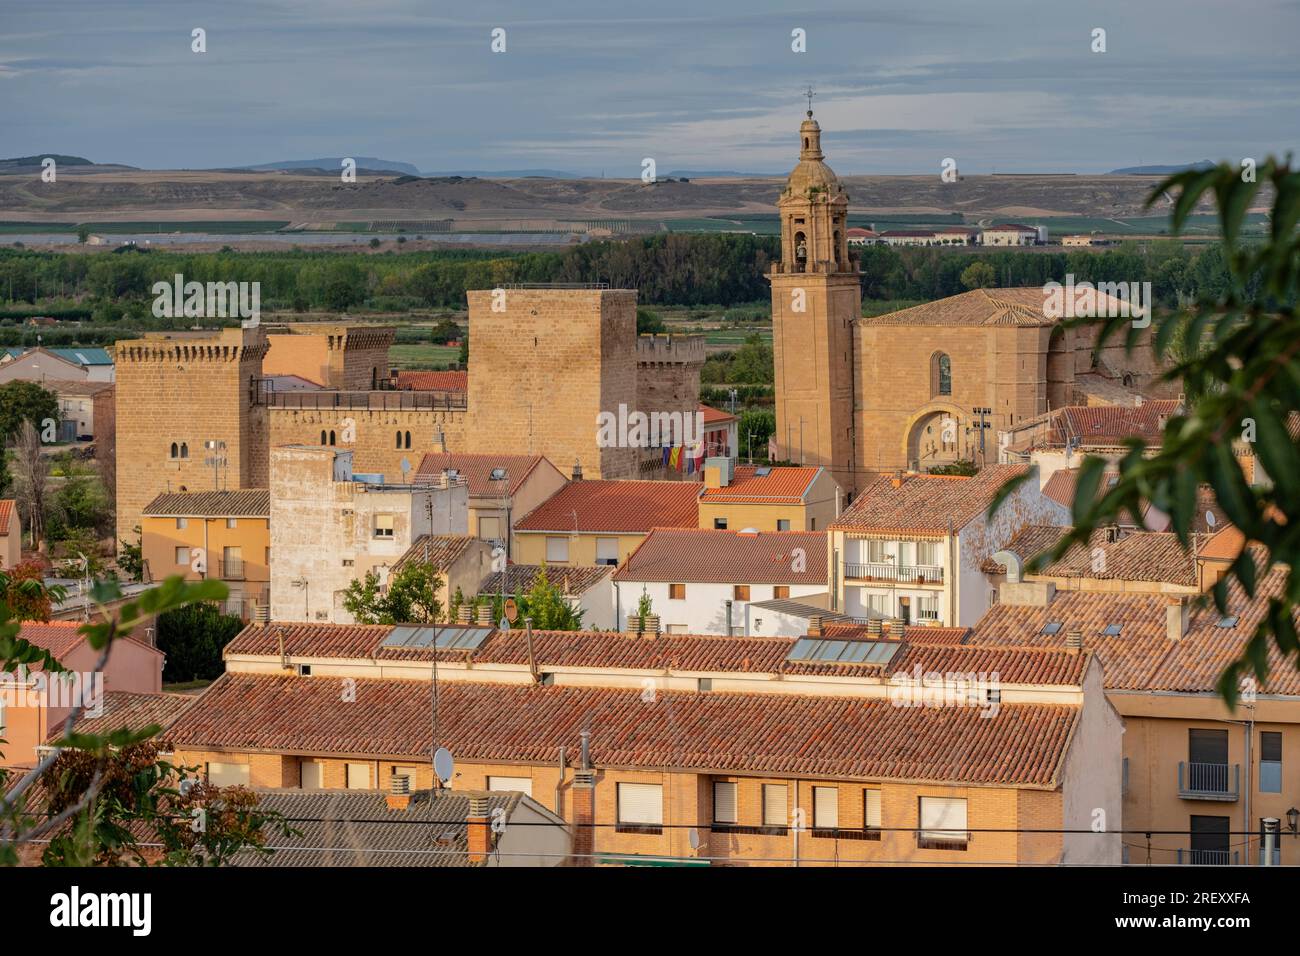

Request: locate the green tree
(0, 380), (57, 443)
(519, 568), (584, 630)
(155, 601), (245, 682)
(636, 308), (666, 334)
(728, 333), (774, 385)
(342, 562), (442, 624)
(960, 260), (996, 290)
(738, 407), (776, 462)
(990, 156), (1300, 704)
(76, 225), (90, 244)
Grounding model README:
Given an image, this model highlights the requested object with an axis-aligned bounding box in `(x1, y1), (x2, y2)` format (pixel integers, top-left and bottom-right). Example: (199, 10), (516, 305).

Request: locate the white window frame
(595, 537), (619, 565)
(175, 546), (189, 566)
(487, 775), (533, 797)
(374, 513), (395, 538)
(919, 796), (968, 848)
(545, 536), (569, 563)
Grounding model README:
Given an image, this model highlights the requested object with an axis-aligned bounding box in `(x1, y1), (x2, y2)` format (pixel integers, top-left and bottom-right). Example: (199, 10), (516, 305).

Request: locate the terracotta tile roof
(225, 622), (392, 660)
(390, 535), (481, 574)
(823, 622), (971, 644)
(414, 452), (559, 497)
(1051, 402), (1180, 446)
(47, 380), (114, 398)
(859, 288), (1126, 327)
(981, 526), (1204, 587)
(17, 621), (86, 659)
(985, 223), (1037, 232)
(0, 499), (14, 536)
(699, 403), (736, 425)
(395, 370), (467, 392)
(53, 691), (197, 741)
(967, 591), (1175, 690)
(221, 618), (1087, 686)
(143, 490), (270, 519)
(514, 480), (700, 534)
(170, 673), (1079, 787)
(232, 789), (523, 868)
(479, 564), (612, 597)
(698, 465), (822, 503)
(613, 528), (826, 584)
(970, 563), (1300, 695)
(831, 465), (1032, 535)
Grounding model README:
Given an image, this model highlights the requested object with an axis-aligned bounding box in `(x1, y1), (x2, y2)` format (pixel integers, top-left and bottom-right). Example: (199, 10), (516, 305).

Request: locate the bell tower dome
(779, 108), (851, 275)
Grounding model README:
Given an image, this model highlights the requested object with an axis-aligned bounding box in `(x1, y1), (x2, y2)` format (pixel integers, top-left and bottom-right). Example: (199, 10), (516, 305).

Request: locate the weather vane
(804, 85), (816, 115)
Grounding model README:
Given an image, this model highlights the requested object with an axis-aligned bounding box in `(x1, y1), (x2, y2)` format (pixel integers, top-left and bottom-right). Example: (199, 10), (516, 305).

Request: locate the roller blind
(207, 762), (250, 787)
(618, 783), (663, 825)
(762, 784), (788, 827)
(864, 789), (882, 829)
(813, 787), (839, 828)
(346, 763), (371, 790)
(713, 781), (737, 823)
(919, 796), (967, 842)
(488, 775), (533, 798)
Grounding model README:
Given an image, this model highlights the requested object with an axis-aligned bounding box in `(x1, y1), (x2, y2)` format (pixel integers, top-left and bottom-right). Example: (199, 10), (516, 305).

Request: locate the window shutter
(346, 763), (371, 789)
(618, 783), (663, 825)
(300, 761), (323, 789)
(919, 796), (967, 841)
(488, 775), (533, 798)
(814, 787), (839, 828)
(864, 789), (882, 828)
(762, 784), (788, 827)
(713, 782), (738, 823)
(208, 762), (250, 787)
(546, 537), (568, 562)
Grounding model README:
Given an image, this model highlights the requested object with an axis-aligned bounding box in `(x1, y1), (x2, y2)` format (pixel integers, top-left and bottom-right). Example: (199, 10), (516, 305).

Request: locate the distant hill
(239, 157), (421, 176)
(0, 154), (95, 168)
(424, 168), (583, 179)
(1108, 161), (1215, 176)
(665, 170), (783, 179)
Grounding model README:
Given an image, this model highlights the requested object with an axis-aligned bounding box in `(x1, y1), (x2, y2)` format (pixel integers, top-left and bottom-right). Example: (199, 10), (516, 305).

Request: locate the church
(768, 108), (1166, 496)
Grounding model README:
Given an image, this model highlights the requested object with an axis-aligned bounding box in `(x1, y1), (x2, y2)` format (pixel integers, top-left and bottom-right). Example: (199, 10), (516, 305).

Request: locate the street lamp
(1287, 807), (1298, 836)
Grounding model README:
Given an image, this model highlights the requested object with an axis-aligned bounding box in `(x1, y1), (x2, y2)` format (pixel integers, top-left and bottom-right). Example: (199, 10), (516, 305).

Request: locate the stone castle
(768, 109), (1168, 494)
(114, 289), (703, 541)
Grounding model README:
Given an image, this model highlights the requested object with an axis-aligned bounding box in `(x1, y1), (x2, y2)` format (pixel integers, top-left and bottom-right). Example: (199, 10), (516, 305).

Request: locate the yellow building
(141, 490), (271, 618)
(698, 463), (840, 532)
(512, 480), (701, 567)
(414, 452), (568, 552)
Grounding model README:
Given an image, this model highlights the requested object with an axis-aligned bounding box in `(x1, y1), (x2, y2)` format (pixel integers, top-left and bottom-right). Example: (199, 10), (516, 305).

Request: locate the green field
(387, 342), (461, 368)
(0, 220), (293, 234)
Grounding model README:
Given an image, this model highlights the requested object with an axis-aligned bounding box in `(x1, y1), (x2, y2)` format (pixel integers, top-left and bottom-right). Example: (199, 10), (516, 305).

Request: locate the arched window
(170, 442), (179, 459)
(329, 430), (336, 446)
(803, 137), (809, 150)
(793, 231), (808, 273)
(396, 431), (402, 449)
(180, 442), (189, 459)
(404, 430), (412, 449)
(931, 353), (952, 397)
(321, 430), (327, 445)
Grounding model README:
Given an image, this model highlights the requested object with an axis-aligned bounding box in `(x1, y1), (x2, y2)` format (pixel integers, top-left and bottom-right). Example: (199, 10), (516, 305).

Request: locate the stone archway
(902, 403), (967, 471)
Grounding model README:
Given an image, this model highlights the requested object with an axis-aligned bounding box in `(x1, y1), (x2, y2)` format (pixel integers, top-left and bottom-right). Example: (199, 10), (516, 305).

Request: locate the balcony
(844, 562), (943, 584)
(218, 558), (245, 581)
(1177, 762), (1240, 801)
(1175, 848), (1238, 866)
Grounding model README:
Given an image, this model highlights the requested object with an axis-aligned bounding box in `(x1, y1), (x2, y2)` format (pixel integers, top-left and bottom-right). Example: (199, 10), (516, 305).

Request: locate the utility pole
(799, 417), (805, 466)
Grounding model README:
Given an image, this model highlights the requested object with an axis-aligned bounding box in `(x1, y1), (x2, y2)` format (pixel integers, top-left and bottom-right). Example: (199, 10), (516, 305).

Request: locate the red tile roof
(225, 622), (392, 660)
(53, 691), (197, 741)
(859, 288), (1126, 327)
(395, 370), (467, 392)
(514, 480), (700, 534)
(415, 452), (561, 497)
(0, 499), (13, 536)
(699, 404), (736, 425)
(479, 564), (612, 597)
(981, 526), (1204, 587)
(613, 528), (826, 585)
(169, 673), (1079, 787)
(699, 465), (822, 503)
(831, 465), (1032, 535)
(17, 621), (86, 659)
(1052, 402), (1180, 446)
(390, 535), (482, 574)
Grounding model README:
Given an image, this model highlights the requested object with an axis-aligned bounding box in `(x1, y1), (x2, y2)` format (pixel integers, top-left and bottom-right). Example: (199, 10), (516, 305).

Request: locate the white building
(612, 528), (826, 635)
(269, 445), (468, 623)
(828, 465), (1068, 627)
(980, 224), (1041, 246)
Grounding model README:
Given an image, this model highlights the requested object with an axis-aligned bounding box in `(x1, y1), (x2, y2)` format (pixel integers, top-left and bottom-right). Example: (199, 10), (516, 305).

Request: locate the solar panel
(380, 626), (494, 650)
(786, 637), (902, 666)
(788, 638), (818, 660)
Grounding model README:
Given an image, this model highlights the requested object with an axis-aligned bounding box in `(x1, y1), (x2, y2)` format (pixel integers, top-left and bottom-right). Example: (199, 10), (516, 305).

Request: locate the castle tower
(113, 326), (269, 544)
(769, 107), (860, 493)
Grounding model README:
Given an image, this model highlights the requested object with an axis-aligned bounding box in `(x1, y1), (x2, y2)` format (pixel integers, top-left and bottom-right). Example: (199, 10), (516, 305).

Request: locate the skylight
(787, 638), (900, 666)
(1216, 616), (1238, 629)
(754, 466), (772, 477)
(1042, 621), (1063, 635)
(1101, 624), (1122, 637)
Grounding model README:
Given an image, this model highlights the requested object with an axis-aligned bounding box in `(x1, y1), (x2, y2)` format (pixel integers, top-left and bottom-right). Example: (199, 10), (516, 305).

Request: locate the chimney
(456, 604), (473, 625)
(1166, 598), (1190, 641)
(887, 618), (905, 639)
(1065, 628), (1083, 652)
(476, 604), (493, 626)
(467, 795), (491, 864)
(704, 465), (725, 489)
(572, 460), (584, 481)
(891, 471), (904, 489)
(643, 614), (660, 635)
(808, 614), (823, 637)
(386, 773), (411, 810)
(570, 770), (596, 866)
(866, 618), (883, 638)
(253, 604), (270, 628)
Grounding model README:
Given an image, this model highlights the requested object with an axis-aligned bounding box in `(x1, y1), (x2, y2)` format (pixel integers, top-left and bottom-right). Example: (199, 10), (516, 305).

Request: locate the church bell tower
(769, 98), (860, 493)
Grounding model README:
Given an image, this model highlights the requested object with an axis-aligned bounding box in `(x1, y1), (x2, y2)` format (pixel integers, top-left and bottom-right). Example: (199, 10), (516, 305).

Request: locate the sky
(3, 0), (1299, 176)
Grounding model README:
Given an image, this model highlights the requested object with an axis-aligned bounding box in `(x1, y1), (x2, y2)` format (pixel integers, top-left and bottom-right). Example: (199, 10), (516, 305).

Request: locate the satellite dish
(688, 827), (701, 850)
(505, 598), (518, 623)
(1205, 511), (1217, 528)
(433, 747), (454, 785)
